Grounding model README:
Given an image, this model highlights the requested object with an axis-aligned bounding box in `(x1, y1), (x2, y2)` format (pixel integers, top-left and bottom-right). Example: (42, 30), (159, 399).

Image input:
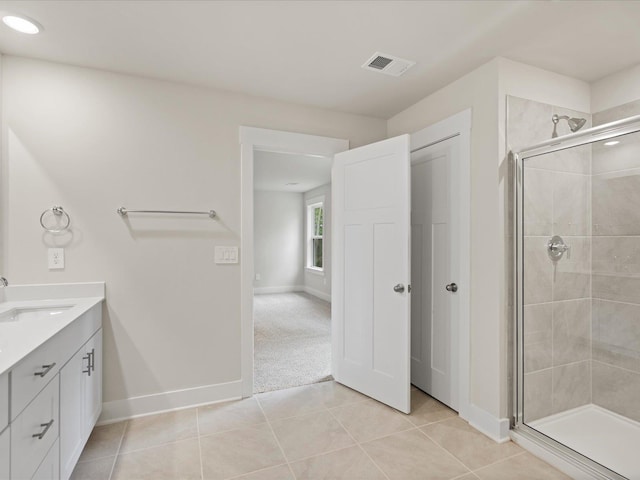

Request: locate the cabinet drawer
(11, 305), (101, 421)
(0, 372), (7, 432)
(11, 335), (64, 421)
(32, 440), (60, 480)
(11, 376), (59, 480)
(0, 426), (9, 480)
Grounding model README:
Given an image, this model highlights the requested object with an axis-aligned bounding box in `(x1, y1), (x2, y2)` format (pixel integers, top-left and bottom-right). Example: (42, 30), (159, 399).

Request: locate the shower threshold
(529, 404), (640, 479)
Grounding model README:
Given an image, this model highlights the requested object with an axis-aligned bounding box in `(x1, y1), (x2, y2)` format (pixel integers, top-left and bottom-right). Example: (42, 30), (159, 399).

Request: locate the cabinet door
(0, 373), (8, 433)
(60, 329), (103, 480)
(32, 440), (60, 480)
(0, 426), (9, 480)
(84, 329), (102, 436)
(11, 377), (59, 480)
(60, 346), (89, 480)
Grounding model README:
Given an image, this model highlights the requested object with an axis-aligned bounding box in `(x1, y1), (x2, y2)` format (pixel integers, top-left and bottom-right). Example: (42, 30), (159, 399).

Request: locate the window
(307, 200), (324, 271)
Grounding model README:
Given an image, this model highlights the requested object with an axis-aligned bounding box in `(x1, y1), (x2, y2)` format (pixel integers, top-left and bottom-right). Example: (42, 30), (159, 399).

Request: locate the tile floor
(71, 382), (571, 480)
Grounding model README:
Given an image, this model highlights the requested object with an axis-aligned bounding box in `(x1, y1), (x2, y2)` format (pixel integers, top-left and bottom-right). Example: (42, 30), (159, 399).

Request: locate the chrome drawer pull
(34, 363), (56, 377)
(32, 419), (54, 440)
(90, 348), (95, 372)
(82, 353), (91, 376)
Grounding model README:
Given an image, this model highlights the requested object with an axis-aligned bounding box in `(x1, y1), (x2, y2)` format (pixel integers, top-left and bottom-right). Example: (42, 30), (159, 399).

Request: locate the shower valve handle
(547, 235), (571, 260)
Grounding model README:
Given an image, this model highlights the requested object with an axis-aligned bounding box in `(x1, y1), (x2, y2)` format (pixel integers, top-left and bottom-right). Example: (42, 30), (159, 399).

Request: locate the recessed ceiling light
(285, 182), (299, 186)
(2, 15), (41, 35)
(604, 140), (620, 146)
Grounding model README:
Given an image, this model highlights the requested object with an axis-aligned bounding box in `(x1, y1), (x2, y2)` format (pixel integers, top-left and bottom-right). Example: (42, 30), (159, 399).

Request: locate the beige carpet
(254, 292), (332, 393)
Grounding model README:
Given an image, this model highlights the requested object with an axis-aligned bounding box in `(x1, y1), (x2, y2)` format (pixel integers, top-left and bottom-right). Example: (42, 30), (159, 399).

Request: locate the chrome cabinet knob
(446, 283), (458, 293)
(393, 284), (405, 293)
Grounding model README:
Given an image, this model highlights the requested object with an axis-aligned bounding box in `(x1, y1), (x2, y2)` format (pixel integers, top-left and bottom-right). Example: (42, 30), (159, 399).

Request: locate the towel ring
(40, 206), (71, 233)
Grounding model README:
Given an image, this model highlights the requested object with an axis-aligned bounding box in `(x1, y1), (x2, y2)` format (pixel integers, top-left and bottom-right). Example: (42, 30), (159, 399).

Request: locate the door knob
(446, 283), (458, 293)
(393, 284), (405, 293)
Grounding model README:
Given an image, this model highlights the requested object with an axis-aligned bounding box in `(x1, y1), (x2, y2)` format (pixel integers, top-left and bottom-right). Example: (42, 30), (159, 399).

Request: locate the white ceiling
(0, 1), (639, 118)
(254, 151), (331, 193)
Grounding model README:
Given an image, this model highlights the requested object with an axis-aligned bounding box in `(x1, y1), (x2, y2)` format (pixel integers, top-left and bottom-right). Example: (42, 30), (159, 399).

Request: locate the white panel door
(332, 134), (411, 413)
(410, 137), (458, 410)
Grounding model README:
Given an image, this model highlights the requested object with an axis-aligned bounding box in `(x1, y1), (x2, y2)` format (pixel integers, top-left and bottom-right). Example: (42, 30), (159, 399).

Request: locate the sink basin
(0, 306), (72, 323)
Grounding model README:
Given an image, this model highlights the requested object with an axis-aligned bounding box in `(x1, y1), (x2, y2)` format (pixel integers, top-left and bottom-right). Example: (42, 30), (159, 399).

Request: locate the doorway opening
(252, 149), (333, 393)
(241, 112), (471, 424)
(240, 127), (349, 398)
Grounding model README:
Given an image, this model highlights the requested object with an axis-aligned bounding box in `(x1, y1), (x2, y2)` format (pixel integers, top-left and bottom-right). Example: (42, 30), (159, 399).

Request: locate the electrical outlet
(48, 248), (64, 269)
(255, 273), (261, 281)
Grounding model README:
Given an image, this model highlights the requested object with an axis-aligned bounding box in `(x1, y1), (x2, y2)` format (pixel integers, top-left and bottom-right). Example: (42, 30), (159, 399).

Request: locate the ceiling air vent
(362, 52), (415, 77)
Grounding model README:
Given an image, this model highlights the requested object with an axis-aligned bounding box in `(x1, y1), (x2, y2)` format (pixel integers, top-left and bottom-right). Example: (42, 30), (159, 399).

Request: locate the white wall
(303, 184), (330, 301)
(1, 56), (387, 417)
(388, 58), (502, 421)
(591, 63), (640, 114)
(253, 191), (304, 291)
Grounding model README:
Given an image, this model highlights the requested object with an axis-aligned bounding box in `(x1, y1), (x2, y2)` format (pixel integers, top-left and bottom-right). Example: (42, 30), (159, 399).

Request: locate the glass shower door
(516, 124), (640, 480)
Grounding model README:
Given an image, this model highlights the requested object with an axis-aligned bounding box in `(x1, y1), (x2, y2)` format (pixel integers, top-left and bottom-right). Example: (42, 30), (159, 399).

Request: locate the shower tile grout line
(591, 359), (640, 376)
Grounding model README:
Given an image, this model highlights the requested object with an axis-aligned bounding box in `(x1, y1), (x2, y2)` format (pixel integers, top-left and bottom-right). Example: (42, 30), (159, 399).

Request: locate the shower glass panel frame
(513, 114), (640, 480)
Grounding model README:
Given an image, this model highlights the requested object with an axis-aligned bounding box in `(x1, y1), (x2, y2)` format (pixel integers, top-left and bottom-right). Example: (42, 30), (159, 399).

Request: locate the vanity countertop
(0, 282), (105, 375)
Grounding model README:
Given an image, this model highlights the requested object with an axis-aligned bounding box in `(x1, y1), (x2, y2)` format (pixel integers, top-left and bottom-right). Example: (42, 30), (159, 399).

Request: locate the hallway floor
(253, 292), (331, 393)
(71, 382), (570, 480)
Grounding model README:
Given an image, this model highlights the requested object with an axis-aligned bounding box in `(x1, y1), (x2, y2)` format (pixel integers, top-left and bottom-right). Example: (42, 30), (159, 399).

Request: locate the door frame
(410, 109), (471, 421)
(239, 126), (349, 397)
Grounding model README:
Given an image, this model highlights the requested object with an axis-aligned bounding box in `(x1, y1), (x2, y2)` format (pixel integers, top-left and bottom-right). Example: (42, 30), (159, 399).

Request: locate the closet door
(410, 136), (458, 409)
(332, 134), (411, 413)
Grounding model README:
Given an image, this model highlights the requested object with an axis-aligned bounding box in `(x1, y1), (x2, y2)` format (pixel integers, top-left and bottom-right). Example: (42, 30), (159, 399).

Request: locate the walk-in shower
(513, 113), (640, 480)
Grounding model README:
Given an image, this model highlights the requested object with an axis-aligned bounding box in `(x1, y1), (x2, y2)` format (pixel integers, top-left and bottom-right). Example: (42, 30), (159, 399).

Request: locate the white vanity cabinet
(0, 427), (9, 480)
(11, 377), (59, 480)
(0, 372), (8, 479)
(32, 441), (59, 480)
(0, 298), (103, 480)
(0, 373), (8, 432)
(60, 329), (103, 480)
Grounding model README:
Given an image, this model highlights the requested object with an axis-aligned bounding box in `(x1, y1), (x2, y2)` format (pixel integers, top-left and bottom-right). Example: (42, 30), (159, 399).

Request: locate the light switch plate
(215, 246), (239, 264)
(48, 248), (64, 269)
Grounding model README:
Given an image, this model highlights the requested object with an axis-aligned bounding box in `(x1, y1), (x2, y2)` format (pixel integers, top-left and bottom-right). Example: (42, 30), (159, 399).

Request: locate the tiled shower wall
(508, 96), (593, 422)
(590, 100), (640, 422)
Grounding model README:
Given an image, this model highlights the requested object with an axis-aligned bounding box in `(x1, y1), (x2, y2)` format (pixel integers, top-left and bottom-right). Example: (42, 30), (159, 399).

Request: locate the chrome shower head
(567, 117), (587, 132)
(552, 114), (587, 138)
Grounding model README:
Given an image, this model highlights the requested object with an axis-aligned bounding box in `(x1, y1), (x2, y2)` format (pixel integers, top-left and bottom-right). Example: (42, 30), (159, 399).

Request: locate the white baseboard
(466, 403), (511, 443)
(303, 286), (331, 302)
(252, 285), (331, 302)
(98, 380), (242, 425)
(253, 285), (304, 295)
